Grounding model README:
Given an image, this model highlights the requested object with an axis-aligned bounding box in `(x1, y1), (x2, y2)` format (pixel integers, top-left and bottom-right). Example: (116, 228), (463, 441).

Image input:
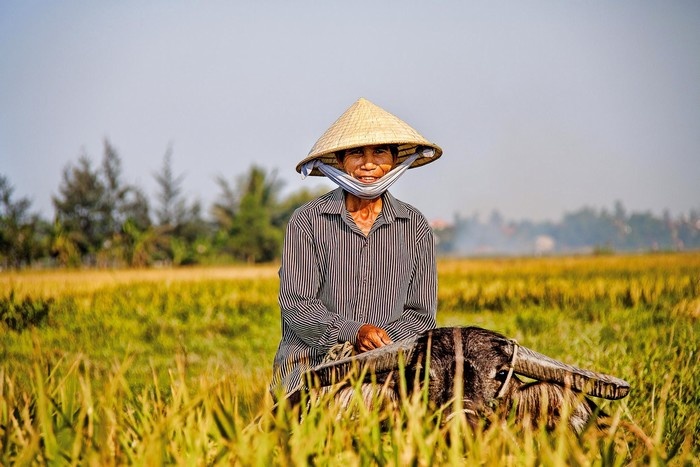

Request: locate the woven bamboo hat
(296, 98), (442, 176)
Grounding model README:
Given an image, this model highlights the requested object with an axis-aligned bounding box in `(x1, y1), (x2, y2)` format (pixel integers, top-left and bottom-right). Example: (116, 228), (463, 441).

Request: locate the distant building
(534, 235), (555, 255)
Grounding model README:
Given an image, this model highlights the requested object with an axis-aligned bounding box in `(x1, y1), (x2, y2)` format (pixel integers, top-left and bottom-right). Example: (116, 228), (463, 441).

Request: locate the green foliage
(53, 155), (109, 256)
(0, 174), (45, 268)
(153, 146), (187, 228)
(101, 139), (131, 235)
(215, 168), (326, 264)
(149, 147), (205, 265)
(118, 220), (166, 267)
(0, 253), (699, 463)
(273, 185), (331, 227)
(52, 140), (152, 265)
(3, 150), (325, 269)
(214, 166), (285, 263)
(0, 292), (52, 331)
(50, 220), (83, 268)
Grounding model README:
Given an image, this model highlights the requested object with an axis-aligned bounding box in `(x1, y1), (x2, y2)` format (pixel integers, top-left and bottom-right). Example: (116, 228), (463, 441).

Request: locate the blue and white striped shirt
(271, 188), (437, 395)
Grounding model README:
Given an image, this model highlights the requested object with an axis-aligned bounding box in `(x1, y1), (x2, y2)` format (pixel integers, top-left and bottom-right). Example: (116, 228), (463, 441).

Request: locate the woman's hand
(355, 324), (392, 353)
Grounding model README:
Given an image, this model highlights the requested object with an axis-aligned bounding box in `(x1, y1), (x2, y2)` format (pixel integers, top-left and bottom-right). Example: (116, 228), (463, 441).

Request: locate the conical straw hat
(296, 98), (442, 175)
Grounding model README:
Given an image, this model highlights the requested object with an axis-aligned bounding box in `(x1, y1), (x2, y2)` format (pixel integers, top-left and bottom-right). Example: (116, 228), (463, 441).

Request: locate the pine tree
(154, 146), (187, 230)
(152, 146), (207, 264)
(52, 155), (109, 258)
(0, 175), (42, 268)
(214, 166), (284, 263)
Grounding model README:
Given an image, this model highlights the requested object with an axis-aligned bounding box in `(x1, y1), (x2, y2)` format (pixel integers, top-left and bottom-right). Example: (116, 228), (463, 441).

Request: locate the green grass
(1, 253), (699, 464)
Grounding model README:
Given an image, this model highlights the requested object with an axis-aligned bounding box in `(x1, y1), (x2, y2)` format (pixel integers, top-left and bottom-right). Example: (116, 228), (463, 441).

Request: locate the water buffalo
(296, 326), (630, 433)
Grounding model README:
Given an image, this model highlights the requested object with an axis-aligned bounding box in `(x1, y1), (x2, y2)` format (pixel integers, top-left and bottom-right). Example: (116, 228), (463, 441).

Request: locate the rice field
(1, 252), (699, 465)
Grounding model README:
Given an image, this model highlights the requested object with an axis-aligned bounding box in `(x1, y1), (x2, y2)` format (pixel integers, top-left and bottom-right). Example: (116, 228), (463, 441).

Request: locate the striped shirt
(271, 188), (437, 395)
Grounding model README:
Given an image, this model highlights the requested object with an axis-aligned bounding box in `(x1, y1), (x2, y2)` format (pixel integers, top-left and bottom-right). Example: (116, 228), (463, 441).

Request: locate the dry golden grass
(0, 264), (280, 297)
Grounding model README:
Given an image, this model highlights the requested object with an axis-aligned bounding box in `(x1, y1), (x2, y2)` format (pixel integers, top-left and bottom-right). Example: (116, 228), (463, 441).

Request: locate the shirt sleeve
(278, 210), (364, 351)
(383, 226), (438, 341)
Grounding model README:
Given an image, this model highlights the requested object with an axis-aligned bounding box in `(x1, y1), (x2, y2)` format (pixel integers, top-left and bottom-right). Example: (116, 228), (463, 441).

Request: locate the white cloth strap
(301, 148), (434, 200)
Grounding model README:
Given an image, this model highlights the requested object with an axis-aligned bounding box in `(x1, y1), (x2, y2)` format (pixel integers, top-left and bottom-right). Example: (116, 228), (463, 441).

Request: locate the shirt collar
(320, 188), (410, 222)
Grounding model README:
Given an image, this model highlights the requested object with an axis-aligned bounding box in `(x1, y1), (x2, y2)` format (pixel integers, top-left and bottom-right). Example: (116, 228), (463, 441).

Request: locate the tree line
(3, 140), (699, 268)
(1, 140), (326, 269)
(436, 201), (700, 256)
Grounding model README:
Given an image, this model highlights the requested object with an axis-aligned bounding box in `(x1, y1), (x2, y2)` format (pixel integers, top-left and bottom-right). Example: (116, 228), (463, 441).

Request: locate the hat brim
(296, 142), (443, 176)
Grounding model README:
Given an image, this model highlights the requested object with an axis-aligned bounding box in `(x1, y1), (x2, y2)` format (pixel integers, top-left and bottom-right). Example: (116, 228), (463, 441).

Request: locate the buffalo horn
(513, 345), (630, 400)
(308, 335), (421, 387)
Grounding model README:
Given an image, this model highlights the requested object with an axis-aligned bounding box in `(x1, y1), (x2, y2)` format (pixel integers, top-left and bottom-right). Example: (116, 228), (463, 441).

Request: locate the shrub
(0, 291), (52, 331)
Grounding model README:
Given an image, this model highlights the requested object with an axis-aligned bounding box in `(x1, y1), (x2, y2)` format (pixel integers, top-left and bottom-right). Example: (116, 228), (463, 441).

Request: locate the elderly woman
(271, 98), (443, 399)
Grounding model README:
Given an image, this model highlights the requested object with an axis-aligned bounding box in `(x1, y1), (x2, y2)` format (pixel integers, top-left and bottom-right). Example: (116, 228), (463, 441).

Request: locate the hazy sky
(1, 1), (698, 223)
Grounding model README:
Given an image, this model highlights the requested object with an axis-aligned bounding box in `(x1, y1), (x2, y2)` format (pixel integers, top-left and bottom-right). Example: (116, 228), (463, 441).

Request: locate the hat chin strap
(301, 149), (432, 200)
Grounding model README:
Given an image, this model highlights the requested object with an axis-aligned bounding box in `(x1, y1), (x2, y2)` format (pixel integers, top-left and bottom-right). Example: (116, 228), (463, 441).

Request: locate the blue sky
(1, 1), (698, 222)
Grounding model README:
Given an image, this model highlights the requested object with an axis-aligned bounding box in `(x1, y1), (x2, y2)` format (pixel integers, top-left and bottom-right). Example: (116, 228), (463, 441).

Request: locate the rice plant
(1, 253), (698, 464)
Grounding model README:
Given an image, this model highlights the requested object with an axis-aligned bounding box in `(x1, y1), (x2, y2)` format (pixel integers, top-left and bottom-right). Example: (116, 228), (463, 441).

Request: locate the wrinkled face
(338, 145), (395, 183)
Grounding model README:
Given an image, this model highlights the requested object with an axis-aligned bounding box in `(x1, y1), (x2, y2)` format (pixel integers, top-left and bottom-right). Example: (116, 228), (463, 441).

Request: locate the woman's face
(339, 145), (395, 183)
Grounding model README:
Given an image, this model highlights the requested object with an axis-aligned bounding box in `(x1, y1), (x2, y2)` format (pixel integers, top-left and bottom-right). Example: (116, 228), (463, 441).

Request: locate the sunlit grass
(0, 264), (278, 297)
(1, 252), (699, 464)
